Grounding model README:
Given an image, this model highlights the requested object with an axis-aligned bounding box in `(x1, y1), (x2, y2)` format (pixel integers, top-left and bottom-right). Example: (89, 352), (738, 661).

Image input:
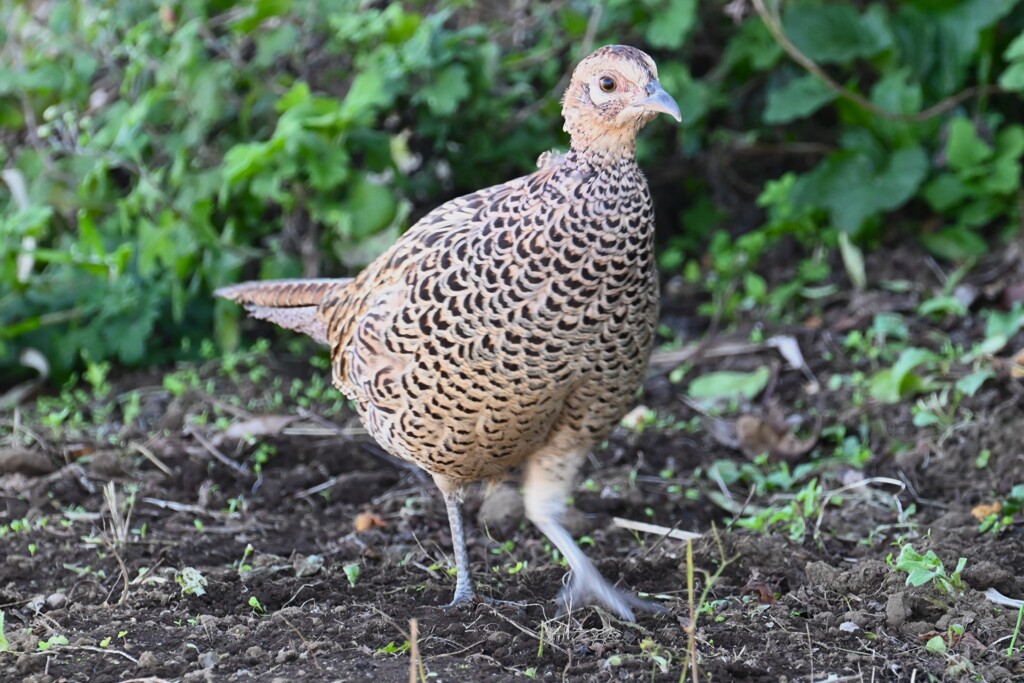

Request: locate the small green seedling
(0, 611), (8, 652)
(376, 640), (410, 655)
(343, 563), (361, 587)
(175, 567), (208, 597)
(37, 635), (69, 651)
(238, 543), (254, 576)
(1009, 605), (1023, 658)
(890, 544), (966, 596)
(248, 596), (265, 614)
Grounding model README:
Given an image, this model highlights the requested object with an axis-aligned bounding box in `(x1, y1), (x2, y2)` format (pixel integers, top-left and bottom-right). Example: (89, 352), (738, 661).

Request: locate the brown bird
(216, 45), (680, 621)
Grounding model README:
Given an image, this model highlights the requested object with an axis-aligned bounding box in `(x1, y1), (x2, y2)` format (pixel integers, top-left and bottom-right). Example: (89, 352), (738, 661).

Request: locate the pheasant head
(561, 45), (681, 157)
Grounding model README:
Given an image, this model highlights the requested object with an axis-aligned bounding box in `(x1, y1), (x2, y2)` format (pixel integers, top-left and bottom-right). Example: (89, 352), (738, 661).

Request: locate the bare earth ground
(1, 242), (1023, 682)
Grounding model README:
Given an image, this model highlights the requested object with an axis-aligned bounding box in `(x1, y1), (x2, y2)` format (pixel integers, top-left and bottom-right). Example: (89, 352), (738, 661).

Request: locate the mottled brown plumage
(216, 45), (680, 620)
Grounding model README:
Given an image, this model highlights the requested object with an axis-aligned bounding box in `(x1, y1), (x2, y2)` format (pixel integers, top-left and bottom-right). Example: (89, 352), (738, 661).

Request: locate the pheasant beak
(640, 82), (681, 122)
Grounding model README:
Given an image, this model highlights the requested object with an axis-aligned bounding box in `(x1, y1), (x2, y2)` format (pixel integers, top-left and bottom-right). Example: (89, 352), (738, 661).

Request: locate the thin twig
(129, 441), (173, 477)
(752, 0), (1004, 123)
(184, 424), (250, 475)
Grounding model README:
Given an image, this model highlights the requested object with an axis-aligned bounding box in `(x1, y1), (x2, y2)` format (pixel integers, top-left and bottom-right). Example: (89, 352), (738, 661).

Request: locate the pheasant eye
(598, 76), (616, 93)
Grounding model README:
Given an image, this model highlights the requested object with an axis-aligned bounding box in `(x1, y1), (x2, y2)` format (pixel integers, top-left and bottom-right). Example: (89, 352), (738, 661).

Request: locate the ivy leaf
(764, 74), (837, 124)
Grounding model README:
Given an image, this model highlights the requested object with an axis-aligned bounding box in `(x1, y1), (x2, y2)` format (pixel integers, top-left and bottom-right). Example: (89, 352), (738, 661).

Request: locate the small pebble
(45, 593), (67, 610)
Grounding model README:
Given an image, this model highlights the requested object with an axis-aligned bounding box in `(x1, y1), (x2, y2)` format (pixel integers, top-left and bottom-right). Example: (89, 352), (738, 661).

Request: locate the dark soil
(2, 242), (1023, 682)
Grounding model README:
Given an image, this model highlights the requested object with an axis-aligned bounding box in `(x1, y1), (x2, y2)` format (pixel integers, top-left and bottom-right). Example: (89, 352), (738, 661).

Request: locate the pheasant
(216, 45), (681, 621)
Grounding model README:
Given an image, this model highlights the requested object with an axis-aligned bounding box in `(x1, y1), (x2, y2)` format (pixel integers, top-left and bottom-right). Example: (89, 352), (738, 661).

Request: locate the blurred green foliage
(2, 0), (1023, 379)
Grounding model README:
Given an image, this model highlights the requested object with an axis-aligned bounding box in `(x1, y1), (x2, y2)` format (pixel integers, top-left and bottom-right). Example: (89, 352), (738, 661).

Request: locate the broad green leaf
(646, 0), (697, 49)
(868, 347), (938, 403)
(721, 18), (782, 72)
(946, 118), (992, 170)
(985, 305), (1024, 340)
(921, 174), (969, 211)
(920, 227), (988, 261)
(234, 0), (294, 34)
(998, 62), (1024, 91)
(956, 370), (994, 397)
(763, 74), (837, 124)
(276, 81), (311, 112)
(925, 636), (947, 655)
(687, 367), (771, 404)
(340, 71), (391, 122)
(783, 3), (892, 64)
(799, 146), (928, 234)
(416, 63), (470, 117)
(343, 175), (398, 239)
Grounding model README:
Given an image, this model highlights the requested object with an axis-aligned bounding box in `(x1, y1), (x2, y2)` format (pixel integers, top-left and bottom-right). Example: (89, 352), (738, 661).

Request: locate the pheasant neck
(565, 139), (638, 172)
(566, 127), (639, 165)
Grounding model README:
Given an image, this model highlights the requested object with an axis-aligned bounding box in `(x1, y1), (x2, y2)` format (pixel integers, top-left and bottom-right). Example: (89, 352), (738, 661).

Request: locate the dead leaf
(735, 414), (819, 461)
(740, 574), (781, 604)
(223, 415), (298, 441)
(354, 511), (387, 533)
(971, 501), (1002, 521)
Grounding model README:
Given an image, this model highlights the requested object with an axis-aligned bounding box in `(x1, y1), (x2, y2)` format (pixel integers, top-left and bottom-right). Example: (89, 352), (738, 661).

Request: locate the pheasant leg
(524, 444), (660, 622)
(438, 481), (476, 607)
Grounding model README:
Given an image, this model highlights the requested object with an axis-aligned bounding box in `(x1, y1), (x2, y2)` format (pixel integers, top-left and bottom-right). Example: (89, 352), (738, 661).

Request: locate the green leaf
(763, 74), (837, 124)
(783, 3), (892, 64)
(343, 175), (398, 239)
(645, 0), (697, 49)
(687, 367), (771, 404)
(868, 347), (938, 403)
(921, 174), (970, 211)
(416, 63), (471, 117)
(837, 232), (866, 290)
(276, 81), (311, 112)
(920, 227), (988, 261)
(721, 18), (783, 72)
(1004, 30), (1024, 61)
(343, 562), (361, 587)
(925, 635), (947, 655)
(998, 62), (1024, 91)
(340, 71), (392, 123)
(985, 305), (1024, 340)
(799, 146), (928, 234)
(946, 118), (992, 170)
(956, 370), (994, 397)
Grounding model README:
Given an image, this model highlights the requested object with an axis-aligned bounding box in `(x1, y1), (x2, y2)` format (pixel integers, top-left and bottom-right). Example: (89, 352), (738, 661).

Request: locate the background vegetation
(2, 0), (1023, 380)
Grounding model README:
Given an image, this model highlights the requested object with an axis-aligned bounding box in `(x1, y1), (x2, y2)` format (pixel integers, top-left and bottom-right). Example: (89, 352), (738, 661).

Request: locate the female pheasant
(217, 45), (681, 621)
